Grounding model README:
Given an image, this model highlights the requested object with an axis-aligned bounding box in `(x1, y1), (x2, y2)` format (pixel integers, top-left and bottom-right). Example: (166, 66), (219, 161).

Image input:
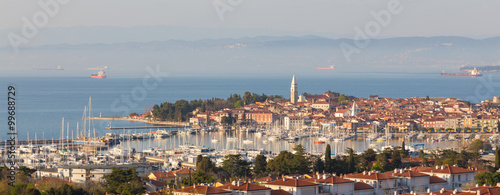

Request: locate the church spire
(290, 74), (298, 104)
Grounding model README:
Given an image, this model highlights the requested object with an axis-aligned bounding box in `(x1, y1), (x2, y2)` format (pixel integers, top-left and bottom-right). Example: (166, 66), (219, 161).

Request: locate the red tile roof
(429, 176), (447, 184)
(217, 183), (270, 191)
(174, 185), (231, 194)
(384, 169), (429, 178)
(303, 176), (354, 184)
(271, 189), (292, 195)
(265, 178), (318, 187)
(256, 175), (281, 182)
(354, 182), (374, 190)
(345, 171), (397, 181)
(412, 165), (475, 174)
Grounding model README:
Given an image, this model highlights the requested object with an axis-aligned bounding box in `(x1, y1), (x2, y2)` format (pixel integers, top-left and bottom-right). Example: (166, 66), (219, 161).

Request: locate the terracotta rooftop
(271, 189), (292, 195)
(217, 183), (270, 191)
(265, 178), (318, 187)
(412, 165), (475, 174)
(255, 175), (281, 182)
(385, 169), (429, 178)
(303, 176), (354, 184)
(174, 185), (231, 194)
(345, 171), (397, 181)
(429, 176), (447, 184)
(354, 182), (374, 190)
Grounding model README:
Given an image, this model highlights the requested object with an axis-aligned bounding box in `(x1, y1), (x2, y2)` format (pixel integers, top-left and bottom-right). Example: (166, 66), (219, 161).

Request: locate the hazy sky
(1, 0), (500, 38)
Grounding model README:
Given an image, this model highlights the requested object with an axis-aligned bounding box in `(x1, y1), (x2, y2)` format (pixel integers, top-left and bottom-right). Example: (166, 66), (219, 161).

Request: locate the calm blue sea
(1, 72), (500, 141)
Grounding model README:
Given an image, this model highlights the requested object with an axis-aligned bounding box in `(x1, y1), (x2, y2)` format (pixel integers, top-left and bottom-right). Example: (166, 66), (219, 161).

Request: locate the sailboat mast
(61, 117), (64, 149)
(83, 106), (87, 139)
(88, 97), (92, 139)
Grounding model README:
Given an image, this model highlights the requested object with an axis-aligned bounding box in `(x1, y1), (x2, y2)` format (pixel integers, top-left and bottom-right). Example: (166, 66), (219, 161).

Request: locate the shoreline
(88, 117), (190, 127)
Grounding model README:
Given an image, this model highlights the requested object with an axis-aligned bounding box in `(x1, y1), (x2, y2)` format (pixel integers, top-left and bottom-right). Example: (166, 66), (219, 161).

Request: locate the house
(264, 178), (320, 195)
(412, 165), (475, 190)
(354, 182), (375, 195)
(429, 176), (448, 191)
(218, 182), (272, 195)
(173, 185), (232, 195)
(335, 110), (350, 118)
(149, 168), (194, 185)
(311, 101), (331, 111)
(303, 174), (355, 195)
(385, 169), (430, 193)
(145, 180), (169, 193)
(270, 189), (292, 195)
(284, 116), (304, 130)
(58, 164), (152, 184)
(345, 171), (398, 195)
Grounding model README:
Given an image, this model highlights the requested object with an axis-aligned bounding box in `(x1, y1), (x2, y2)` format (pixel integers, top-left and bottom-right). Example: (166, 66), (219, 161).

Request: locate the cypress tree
(495, 147), (500, 169)
(325, 144), (332, 173)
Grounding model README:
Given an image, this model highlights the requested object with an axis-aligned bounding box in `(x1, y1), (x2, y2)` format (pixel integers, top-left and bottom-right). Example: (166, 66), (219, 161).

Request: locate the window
(458, 175), (461, 181)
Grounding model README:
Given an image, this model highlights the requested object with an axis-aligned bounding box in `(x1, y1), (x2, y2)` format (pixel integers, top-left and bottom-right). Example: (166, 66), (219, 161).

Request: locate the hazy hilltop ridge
(2, 33), (500, 76)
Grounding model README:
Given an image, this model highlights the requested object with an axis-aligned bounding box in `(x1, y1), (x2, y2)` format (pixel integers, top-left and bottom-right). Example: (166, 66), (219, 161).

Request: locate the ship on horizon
(441, 68), (482, 77)
(91, 70), (107, 79)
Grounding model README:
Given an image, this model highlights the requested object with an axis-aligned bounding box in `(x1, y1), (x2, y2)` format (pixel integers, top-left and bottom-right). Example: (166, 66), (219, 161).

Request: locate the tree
(392, 149), (402, 169)
(197, 155), (215, 174)
(254, 155), (267, 178)
(476, 172), (493, 186)
(346, 148), (356, 173)
(401, 141), (409, 158)
(234, 100), (244, 108)
(325, 144), (332, 173)
(371, 163), (385, 172)
(312, 156), (325, 173)
(129, 112), (138, 117)
(358, 148), (376, 172)
(470, 139), (485, 152)
(222, 154), (251, 180)
(419, 149), (425, 159)
(103, 168), (144, 195)
(292, 144), (309, 174)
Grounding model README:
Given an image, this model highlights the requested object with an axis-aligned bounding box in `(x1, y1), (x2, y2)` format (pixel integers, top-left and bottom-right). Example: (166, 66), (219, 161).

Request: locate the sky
(1, 0), (500, 77)
(1, 0), (500, 38)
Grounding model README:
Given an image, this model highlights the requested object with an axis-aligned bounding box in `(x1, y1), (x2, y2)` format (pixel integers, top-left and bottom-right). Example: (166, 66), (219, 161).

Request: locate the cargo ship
(91, 70), (107, 79)
(441, 68), (482, 77)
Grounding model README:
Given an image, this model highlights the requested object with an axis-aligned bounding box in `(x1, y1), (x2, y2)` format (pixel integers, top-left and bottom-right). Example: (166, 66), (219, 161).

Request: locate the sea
(1, 72), (499, 153)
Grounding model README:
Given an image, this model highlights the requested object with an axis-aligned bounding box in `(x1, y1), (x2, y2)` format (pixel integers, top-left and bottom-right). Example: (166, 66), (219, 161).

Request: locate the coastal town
(3, 75), (500, 195)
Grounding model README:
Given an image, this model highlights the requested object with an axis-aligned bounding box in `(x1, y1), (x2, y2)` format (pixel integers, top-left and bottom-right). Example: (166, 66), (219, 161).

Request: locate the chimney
(394, 169), (398, 173)
(317, 174), (320, 179)
(394, 190), (398, 195)
(323, 174), (327, 179)
(441, 165), (445, 170)
(477, 190), (481, 195)
(363, 171), (366, 175)
(453, 189), (458, 194)
(440, 188), (445, 193)
(368, 172), (371, 176)
(400, 169), (403, 174)
(436, 165), (439, 169)
(427, 188), (431, 193)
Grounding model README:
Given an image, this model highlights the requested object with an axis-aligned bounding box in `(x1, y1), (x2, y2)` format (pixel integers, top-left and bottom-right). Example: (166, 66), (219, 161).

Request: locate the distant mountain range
(1, 32), (499, 77)
(461, 66), (500, 73)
